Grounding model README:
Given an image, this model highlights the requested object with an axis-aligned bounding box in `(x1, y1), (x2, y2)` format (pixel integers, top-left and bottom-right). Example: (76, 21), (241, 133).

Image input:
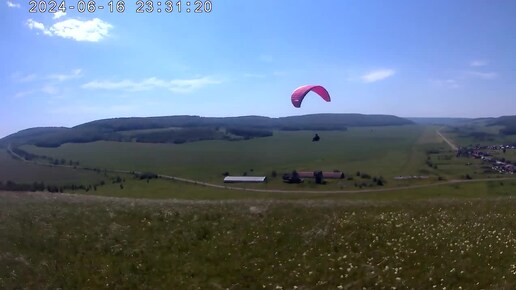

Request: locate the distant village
(456, 144), (516, 174)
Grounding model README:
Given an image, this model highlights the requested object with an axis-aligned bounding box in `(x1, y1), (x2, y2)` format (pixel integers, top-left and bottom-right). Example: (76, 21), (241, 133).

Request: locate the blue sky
(1, 0), (516, 137)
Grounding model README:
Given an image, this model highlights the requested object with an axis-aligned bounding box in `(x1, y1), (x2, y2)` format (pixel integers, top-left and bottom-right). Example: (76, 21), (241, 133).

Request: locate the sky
(1, 0), (516, 138)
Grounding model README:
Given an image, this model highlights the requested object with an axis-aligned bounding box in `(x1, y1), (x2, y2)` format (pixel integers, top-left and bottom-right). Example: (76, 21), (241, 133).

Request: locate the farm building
(223, 176), (267, 183)
(298, 172), (315, 178)
(297, 171), (345, 179)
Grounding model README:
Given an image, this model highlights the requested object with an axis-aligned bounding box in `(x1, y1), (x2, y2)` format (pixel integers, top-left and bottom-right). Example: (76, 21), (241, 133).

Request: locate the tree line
(9, 147), (80, 166)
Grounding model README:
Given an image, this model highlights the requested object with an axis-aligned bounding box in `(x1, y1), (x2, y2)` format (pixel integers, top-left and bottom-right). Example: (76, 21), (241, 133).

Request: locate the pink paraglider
(291, 85), (331, 108)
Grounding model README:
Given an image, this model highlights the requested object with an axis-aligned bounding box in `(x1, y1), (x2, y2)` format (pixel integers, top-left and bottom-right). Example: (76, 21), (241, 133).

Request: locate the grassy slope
(0, 151), (106, 185)
(2, 125), (515, 288)
(442, 122), (516, 146)
(88, 176), (516, 200)
(0, 192), (514, 289)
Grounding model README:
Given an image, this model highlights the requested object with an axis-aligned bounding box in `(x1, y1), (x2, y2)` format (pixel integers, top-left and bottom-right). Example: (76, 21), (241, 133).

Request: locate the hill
(75, 114), (411, 131)
(407, 117), (472, 125)
(489, 115), (516, 135)
(277, 114), (410, 130)
(441, 115), (516, 145)
(0, 114), (413, 147)
(449, 115), (516, 135)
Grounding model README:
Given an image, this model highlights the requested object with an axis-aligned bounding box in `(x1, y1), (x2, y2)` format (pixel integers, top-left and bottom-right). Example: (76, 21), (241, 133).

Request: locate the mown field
(1, 192), (514, 289)
(21, 126), (428, 181)
(19, 125), (477, 189)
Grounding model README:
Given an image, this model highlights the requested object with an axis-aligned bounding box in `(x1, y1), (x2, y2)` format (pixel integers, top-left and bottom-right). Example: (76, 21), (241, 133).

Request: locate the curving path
(156, 174), (516, 194)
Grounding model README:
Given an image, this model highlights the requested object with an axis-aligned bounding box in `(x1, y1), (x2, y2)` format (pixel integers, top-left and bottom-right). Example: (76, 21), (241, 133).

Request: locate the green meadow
(1, 124), (516, 288)
(442, 123), (516, 146)
(1, 192), (514, 289)
(21, 126), (427, 179)
(0, 124), (513, 198)
(0, 150), (106, 186)
(19, 126), (460, 185)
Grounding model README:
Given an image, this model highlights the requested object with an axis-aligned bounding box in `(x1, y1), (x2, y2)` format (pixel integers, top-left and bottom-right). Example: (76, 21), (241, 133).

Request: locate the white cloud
(470, 60), (488, 67)
(26, 18), (112, 42)
(53, 11), (66, 19)
(431, 69), (497, 89)
(14, 86), (62, 98)
(361, 69), (396, 83)
(243, 73), (266, 78)
(48, 69), (82, 81)
(41, 85), (59, 95)
(51, 104), (138, 115)
(13, 90), (36, 99)
(432, 79), (460, 89)
(26, 19), (52, 36)
(259, 54), (273, 63)
(272, 71), (287, 77)
(466, 71), (497, 80)
(6, 1), (20, 8)
(50, 18), (112, 42)
(444, 79), (459, 88)
(82, 77), (221, 93)
(19, 74), (37, 82)
(11, 72), (37, 82)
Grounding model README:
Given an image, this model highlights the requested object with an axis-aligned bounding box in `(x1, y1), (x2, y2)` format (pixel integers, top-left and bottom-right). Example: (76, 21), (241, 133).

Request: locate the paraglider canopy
(291, 85), (331, 108)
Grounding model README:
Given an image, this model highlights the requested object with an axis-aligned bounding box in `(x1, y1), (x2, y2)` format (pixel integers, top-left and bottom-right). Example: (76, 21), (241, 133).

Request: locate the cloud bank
(26, 18), (112, 42)
(361, 69), (396, 83)
(470, 60), (488, 67)
(82, 77), (221, 93)
(6, 1), (20, 8)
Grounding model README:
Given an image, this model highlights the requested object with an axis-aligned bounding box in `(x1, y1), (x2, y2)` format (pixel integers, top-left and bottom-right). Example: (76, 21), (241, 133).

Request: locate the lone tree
(314, 170), (324, 184)
(312, 133), (320, 142)
(291, 170), (300, 180)
(283, 170), (302, 184)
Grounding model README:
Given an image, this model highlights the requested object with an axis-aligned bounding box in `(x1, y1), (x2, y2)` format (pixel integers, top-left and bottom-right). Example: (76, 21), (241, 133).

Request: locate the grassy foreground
(1, 191), (514, 289)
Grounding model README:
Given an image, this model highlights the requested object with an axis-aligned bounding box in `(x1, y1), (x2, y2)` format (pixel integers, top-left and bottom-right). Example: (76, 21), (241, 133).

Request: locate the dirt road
(437, 128), (458, 151)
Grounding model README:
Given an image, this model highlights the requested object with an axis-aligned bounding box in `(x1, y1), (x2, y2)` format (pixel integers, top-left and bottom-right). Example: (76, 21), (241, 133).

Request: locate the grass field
(442, 124), (516, 146)
(88, 176), (516, 200)
(20, 125), (474, 189)
(1, 191), (514, 289)
(0, 150), (106, 186)
(1, 125), (516, 288)
(21, 126), (426, 180)
(0, 124), (513, 198)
